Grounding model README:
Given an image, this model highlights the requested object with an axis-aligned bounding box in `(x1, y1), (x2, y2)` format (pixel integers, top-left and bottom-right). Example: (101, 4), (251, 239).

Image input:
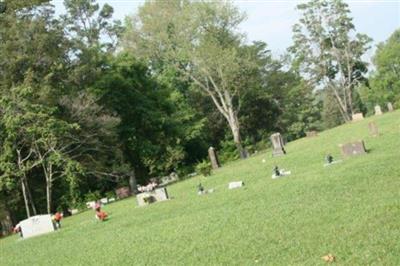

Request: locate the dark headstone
(374, 105), (383, 115)
(115, 186), (131, 199)
(306, 131), (318, 137)
(368, 122), (379, 137)
(352, 113), (364, 122)
(208, 146), (220, 169)
(270, 133), (286, 157)
(387, 102), (394, 112)
(339, 141), (367, 157)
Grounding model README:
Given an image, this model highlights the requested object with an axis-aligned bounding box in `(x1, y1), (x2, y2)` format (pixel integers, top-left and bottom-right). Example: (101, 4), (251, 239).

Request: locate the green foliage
(195, 160), (212, 177)
(84, 191), (101, 202)
(361, 29), (400, 109)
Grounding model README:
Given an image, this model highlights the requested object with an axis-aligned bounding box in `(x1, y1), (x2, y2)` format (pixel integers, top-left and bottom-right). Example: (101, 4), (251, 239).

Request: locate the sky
(52, 0), (400, 60)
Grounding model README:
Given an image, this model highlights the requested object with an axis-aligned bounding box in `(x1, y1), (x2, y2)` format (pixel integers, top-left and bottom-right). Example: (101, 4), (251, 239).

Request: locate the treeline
(0, 0), (398, 225)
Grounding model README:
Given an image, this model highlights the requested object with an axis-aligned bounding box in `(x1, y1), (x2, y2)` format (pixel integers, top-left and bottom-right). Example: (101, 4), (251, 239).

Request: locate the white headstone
(108, 197), (116, 202)
(86, 201), (95, 209)
(374, 105), (382, 115)
(100, 198), (108, 204)
(71, 209), (79, 215)
(20, 215), (54, 239)
(228, 181), (244, 189)
(352, 113), (364, 121)
(387, 102), (394, 112)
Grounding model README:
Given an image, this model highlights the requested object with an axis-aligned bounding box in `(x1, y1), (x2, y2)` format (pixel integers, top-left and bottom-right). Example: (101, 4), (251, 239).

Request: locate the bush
(84, 191), (101, 202)
(195, 160), (212, 176)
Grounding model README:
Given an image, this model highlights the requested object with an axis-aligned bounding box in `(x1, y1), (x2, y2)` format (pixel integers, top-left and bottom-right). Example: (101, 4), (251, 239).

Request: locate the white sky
(52, 0), (400, 60)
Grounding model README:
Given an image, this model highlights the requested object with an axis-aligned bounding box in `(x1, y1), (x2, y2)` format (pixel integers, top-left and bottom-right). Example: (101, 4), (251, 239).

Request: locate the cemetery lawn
(1, 111), (400, 265)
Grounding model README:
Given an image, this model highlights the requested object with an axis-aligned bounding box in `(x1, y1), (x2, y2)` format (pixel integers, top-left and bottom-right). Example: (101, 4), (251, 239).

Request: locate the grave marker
(352, 113), (364, 122)
(339, 140), (367, 157)
(270, 133), (286, 156)
(208, 146), (220, 169)
(387, 102), (394, 112)
(368, 122), (379, 137)
(228, 181), (244, 189)
(115, 186), (131, 199)
(136, 187), (169, 207)
(20, 215), (54, 239)
(306, 131), (318, 137)
(375, 105), (383, 115)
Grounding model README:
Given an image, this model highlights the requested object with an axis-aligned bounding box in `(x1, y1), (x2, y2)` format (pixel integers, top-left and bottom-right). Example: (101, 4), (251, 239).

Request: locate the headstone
(136, 187), (169, 207)
(387, 102), (394, 112)
(86, 201), (95, 209)
(270, 133), (286, 156)
(374, 105), (382, 115)
(339, 140), (367, 157)
(352, 113), (364, 122)
(160, 172), (179, 186)
(100, 198), (108, 204)
(115, 186), (131, 199)
(306, 131), (318, 137)
(368, 122), (379, 137)
(228, 181), (244, 189)
(70, 209), (79, 215)
(20, 215), (54, 239)
(208, 146), (220, 169)
(108, 197), (116, 202)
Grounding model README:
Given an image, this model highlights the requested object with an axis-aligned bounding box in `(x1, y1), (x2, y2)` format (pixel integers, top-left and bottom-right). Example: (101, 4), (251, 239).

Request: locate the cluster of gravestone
(352, 102), (394, 122)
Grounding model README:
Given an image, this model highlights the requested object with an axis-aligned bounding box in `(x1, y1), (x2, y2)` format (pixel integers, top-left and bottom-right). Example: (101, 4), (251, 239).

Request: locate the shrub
(195, 160), (212, 176)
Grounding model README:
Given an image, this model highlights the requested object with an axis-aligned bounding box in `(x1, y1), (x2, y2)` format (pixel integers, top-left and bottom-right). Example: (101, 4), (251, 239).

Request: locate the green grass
(1, 111), (400, 265)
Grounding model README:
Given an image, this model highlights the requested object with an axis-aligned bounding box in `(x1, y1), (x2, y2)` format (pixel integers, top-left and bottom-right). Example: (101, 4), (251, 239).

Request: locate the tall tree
(362, 29), (400, 108)
(123, 0), (256, 158)
(289, 0), (371, 121)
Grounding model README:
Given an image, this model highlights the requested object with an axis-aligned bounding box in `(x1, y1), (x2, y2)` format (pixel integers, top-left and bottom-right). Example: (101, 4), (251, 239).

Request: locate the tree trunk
(227, 109), (247, 159)
(20, 177), (31, 218)
(46, 181), (52, 214)
(24, 178), (37, 215)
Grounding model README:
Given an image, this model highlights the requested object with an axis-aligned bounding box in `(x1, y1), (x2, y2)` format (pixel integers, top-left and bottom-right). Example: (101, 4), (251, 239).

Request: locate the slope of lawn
(1, 111), (399, 265)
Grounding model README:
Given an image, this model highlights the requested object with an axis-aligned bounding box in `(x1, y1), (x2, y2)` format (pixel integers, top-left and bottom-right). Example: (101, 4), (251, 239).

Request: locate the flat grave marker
(228, 181), (244, 189)
(339, 140), (367, 157)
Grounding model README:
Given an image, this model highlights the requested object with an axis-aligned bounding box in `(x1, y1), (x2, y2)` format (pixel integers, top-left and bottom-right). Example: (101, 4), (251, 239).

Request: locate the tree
(362, 29), (400, 108)
(123, 0), (257, 158)
(289, 0), (372, 121)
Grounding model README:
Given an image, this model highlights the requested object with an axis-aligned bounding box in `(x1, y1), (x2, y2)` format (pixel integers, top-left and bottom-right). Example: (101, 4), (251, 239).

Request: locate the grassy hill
(1, 111), (399, 265)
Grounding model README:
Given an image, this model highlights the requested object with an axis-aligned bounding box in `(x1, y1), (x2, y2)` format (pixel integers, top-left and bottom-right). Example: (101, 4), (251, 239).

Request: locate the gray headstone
(208, 147), (220, 169)
(387, 102), (394, 112)
(136, 187), (169, 207)
(306, 131), (318, 137)
(339, 140), (367, 157)
(228, 181), (244, 189)
(374, 105), (383, 115)
(20, 215), (54, 239)
(352, 113), (364, 122)
(270, 133), (286, 156)
(368, 122), (379, 137)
